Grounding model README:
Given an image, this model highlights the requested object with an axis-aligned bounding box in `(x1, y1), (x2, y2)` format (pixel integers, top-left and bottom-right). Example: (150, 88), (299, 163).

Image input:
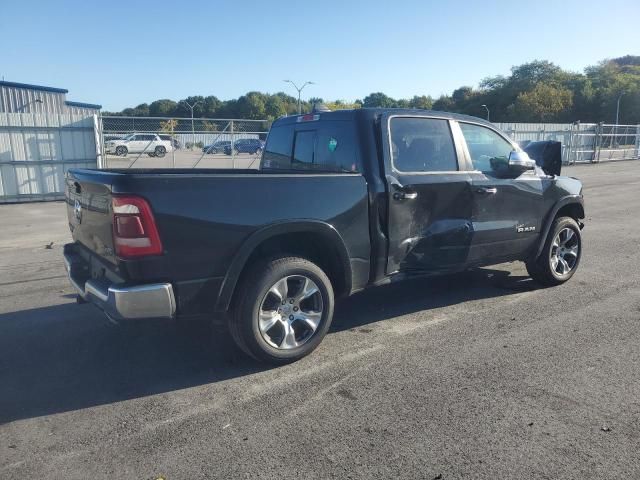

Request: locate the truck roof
(273, 108), (494, 128)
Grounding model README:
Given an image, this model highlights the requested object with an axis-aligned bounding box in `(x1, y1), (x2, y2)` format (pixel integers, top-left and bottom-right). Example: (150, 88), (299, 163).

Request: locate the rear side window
(262, 125), (293, 169)
(262, 121), (359, 172)
(390, 117), (458, 172)
(293, 131), (316, 167)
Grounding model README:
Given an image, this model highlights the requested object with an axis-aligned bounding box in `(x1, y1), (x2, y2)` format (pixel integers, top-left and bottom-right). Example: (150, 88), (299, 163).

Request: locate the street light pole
(615, 93), (623, 125)
(284, 80), (315, 114)
(181, 100), (201, 149)
(614, 92), (624, 147)
(481, 104), (490, 121)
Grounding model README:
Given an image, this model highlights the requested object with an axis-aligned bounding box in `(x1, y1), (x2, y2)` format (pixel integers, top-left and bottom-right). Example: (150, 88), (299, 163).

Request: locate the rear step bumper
(63, 245), (176, 321)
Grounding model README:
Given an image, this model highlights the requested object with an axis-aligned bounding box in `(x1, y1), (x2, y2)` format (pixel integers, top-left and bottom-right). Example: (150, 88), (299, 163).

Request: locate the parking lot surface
(1, 161), (639, 479)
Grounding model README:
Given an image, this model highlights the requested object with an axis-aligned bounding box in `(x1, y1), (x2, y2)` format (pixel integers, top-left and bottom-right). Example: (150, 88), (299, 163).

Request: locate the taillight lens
(112, 195), (163, 258)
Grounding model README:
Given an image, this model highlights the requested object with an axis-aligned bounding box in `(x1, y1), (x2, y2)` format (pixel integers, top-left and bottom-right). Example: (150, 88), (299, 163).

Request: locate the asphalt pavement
(1, 161), (639, 479)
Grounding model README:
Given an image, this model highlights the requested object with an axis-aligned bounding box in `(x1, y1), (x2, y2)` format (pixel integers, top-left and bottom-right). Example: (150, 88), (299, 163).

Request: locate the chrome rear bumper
(64, 248), (175, 321)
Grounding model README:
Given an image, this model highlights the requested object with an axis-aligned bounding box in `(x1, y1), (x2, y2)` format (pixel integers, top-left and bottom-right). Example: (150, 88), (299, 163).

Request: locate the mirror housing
(523, 140), (562, 176)
(508, 150), (536, 174)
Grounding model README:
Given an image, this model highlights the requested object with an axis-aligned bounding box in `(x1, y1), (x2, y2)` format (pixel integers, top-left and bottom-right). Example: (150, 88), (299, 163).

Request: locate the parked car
(64, 108), (584, 364)
(202, 140), (231, 154)
(159, 134), (181, 150)
(103, 134), (125, 143)
(224, 138), (265, 155)
(104, 133), (173, 157)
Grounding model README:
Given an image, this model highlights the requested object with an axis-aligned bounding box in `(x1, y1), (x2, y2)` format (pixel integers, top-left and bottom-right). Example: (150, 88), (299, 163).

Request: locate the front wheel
(229, 256), (334, 364)
(115, 146), (128, 157)
(154, 146), (166, 157)
(526, 216), (582, 286)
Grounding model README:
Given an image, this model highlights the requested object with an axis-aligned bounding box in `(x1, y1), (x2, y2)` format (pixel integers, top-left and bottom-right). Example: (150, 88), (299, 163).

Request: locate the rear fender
(215, 220), (352, 311)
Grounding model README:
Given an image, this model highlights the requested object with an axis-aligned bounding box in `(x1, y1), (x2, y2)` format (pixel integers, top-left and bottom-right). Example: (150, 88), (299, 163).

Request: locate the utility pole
(284, 80), (315, 114)
(481, 104), (490, 121)
(181, 100), (201, 149)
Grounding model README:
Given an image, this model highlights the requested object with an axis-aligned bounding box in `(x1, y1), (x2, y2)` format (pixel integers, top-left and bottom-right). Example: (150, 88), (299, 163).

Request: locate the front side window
(459, 123), (514, 174)
(390, 117), (458, 172)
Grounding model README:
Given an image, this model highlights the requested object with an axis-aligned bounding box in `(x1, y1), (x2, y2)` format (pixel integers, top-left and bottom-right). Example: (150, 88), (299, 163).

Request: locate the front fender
(533, 195), (584, 260)
(215, 220), (352, 311)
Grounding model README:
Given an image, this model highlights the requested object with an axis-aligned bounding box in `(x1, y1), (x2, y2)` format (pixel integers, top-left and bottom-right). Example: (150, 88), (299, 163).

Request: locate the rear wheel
(154, 146), (166, 157)
(526, 216), (582, 286)
(229, 256), (334, 364)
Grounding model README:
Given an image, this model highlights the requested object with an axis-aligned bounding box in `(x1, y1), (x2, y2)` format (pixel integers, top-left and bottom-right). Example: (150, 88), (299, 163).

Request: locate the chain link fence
(97, 116), (638, 170)
(496, 122), (640, 164)
(99, 116), (270, 169)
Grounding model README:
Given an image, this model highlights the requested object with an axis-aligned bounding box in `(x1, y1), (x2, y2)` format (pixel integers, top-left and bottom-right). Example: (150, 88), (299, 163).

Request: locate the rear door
(381, 114), (474, 274)
(456, 121), (543, 263)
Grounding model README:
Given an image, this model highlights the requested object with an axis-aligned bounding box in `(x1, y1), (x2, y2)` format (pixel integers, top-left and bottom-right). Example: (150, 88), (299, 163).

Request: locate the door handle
(475, 187), (497, 195)
(393, 190), (418, 201)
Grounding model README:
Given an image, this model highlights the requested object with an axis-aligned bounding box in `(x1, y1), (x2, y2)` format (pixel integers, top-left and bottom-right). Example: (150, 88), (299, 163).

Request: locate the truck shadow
(0, 267), (537, 424)
(332, 267), (536, 332)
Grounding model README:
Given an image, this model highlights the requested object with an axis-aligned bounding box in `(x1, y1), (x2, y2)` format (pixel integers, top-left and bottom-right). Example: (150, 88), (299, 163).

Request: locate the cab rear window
(262, 121), (359, 172)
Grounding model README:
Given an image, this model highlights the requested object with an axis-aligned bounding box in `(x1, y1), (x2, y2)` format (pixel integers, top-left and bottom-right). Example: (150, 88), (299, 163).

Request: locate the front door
(382, 114), (474, 274)
(457, 121), (543, 264)
(127, 134), (145, 153)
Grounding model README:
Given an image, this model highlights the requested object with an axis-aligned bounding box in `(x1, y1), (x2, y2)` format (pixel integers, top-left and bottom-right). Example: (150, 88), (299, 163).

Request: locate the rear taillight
(112, 195), (163, 258)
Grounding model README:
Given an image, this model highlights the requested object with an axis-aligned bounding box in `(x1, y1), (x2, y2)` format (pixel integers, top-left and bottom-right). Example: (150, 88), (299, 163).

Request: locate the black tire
(115, 146), (128, 157)
(229, 256), (334, 364)
(526, 216), (582, 286)
(147, 153), (156, 157)
(154, 146), (166, 157)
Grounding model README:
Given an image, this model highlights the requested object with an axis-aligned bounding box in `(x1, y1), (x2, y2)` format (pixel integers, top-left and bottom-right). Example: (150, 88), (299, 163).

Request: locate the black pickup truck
(64, 108), (584, 363)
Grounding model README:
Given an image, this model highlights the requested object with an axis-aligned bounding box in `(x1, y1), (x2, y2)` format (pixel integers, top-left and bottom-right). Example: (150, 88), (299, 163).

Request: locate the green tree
(432, 95), (455, 112)
(513, 83), (573, 122)
(363, 92), (396, 108)
(149, 99), (178, 117)
(265, 95), (287, 120)
(236, 92), (267, 119)
(409, 95), (433, 110)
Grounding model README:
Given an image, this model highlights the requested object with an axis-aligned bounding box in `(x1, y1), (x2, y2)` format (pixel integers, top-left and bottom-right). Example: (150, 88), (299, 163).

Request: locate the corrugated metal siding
(0, 112), (98, 202)
(65, 104), (101, 116)
(0, 86), (67, 114)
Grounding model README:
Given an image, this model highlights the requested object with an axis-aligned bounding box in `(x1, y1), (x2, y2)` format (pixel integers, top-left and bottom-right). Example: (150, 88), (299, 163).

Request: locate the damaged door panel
(382, 114), (474, 274)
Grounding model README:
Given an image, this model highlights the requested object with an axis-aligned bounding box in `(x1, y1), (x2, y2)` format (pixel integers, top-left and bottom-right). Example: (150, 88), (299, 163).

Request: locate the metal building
(0, 81), (101, 115)
(0, 81), (101, 203)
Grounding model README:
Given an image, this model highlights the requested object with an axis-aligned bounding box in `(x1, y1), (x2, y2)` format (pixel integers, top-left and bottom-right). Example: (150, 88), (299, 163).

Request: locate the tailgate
(65, 169), (117, 264)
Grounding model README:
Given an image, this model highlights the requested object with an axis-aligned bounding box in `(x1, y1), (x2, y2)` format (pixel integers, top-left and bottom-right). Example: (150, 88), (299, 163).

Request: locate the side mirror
(508, 150), (536, 174)
(523, 140), (562, 176)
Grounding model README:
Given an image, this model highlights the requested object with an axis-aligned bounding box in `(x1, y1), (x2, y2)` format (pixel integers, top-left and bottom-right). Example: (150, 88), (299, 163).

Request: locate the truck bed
(65, 168), (371, 317)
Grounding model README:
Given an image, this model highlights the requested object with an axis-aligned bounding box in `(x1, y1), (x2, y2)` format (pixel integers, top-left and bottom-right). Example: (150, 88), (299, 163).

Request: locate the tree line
(105, 56), (640, 124)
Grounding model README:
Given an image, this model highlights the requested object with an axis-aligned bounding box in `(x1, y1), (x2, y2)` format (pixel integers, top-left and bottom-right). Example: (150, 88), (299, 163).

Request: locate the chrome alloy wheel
(550, 227), (580, 276)
(258, 275), (323, 349)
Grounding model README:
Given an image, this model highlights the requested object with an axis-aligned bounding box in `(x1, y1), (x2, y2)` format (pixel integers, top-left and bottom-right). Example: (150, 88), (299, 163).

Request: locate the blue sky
(3, 0), (639, 111)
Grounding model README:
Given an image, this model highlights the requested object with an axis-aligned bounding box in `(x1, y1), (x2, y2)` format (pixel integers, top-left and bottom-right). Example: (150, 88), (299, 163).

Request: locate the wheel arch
(216, 221), (352, 311)
(533, 195), (584, 260)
